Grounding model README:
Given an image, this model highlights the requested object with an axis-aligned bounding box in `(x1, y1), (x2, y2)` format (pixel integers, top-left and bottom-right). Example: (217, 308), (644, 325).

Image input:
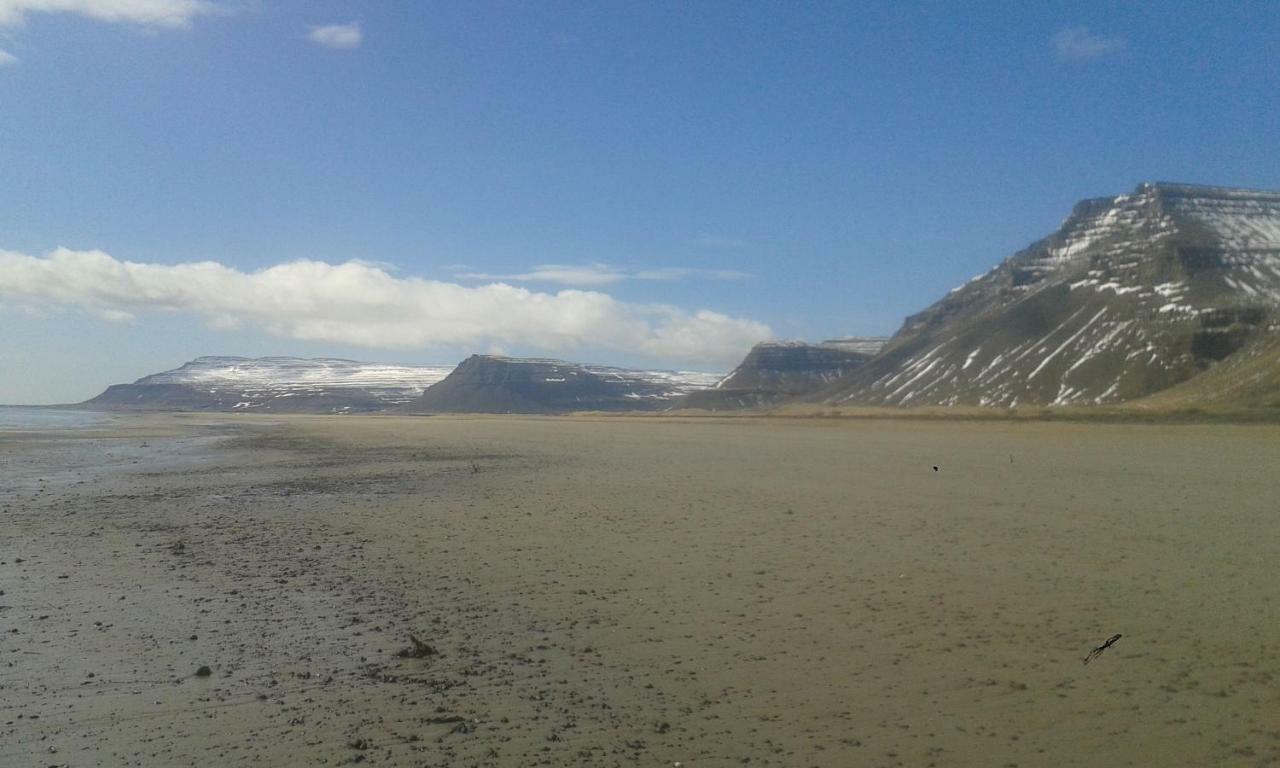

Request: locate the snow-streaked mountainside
(816, 183), (1280, 407)
(575, 361), (722, 395)
(411, 355), (720, 413)
(86, 356), (454, 412)
(1133, 330), (1280, 409)
(819, 337), (891, 356)
(681, 340), (885, 410)
(138, 356), (454, 396)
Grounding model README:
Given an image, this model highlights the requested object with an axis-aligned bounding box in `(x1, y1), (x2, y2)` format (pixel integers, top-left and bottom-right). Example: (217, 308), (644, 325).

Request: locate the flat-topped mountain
(85, 356), (454, 412)
(409, 355), (720, 413)
(816, 183), (1280, 407)
(680, 339), (885, 410)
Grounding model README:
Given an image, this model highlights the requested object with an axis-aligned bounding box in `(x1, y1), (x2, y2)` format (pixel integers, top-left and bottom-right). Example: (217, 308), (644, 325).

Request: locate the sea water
(0, 406), (114, 431)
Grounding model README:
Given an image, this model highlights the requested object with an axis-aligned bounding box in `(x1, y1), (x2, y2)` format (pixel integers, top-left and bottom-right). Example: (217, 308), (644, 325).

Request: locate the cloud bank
(456, 263), (753, 287)
(0, 248), (769, 367)
(0, 0), (211, 28)
(1051, 27), (1126, 61)
(307, 21), (361, 49)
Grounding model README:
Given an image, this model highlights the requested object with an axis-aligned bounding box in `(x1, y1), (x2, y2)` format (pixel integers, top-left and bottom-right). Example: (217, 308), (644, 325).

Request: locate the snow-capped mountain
(86, 356), (454, 412)
(410, 355), (720, 413)
(816, 182), (1280, 407)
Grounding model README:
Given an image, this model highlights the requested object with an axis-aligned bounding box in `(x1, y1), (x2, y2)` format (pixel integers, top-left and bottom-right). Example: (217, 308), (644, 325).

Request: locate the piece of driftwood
(1083, 633), (1121, 665)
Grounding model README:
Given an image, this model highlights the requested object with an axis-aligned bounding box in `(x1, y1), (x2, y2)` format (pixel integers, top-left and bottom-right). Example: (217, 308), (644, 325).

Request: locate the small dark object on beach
(194, 665), (212, 677)
(470, 462), (480, 474)
(1083, 634), (1122, 665)
(397, 635), (439, 659)
(170, 541), (185, 554)
(932, 466), (939, 472)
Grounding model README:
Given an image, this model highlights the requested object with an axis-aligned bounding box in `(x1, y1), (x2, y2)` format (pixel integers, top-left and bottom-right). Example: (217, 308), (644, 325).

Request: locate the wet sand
(2, 413), (1279, 766)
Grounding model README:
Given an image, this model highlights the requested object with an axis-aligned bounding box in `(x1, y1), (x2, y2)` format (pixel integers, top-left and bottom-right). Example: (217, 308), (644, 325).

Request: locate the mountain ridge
(409, 354), (719, 413)
(679, 339), (885, 410)
(75, 183), (1280, 415)
(811, 182), (1280, 408)
(85, 356), (455, 412)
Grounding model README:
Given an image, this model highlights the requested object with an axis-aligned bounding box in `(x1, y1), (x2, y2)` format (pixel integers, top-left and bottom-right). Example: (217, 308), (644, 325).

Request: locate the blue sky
(1, 1), (1278, 403)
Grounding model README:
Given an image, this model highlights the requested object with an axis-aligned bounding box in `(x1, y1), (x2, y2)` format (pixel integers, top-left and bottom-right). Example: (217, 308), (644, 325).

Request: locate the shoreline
(8, 400), (1280, 427)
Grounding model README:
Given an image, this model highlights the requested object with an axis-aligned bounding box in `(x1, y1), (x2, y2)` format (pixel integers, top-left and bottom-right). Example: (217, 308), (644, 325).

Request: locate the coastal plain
(3, 413), (1279, 766)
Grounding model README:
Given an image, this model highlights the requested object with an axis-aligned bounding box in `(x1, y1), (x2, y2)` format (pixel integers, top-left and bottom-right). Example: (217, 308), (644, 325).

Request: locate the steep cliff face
(409, 355), (719, 413)
(84, 357), (454, 412)
(817, 183), (1280, 407)
(680, 340), (884, 410)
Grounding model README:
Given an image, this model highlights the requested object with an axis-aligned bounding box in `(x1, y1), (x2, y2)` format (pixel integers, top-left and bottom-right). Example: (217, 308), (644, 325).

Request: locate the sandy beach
(3, 413), (1279, 766)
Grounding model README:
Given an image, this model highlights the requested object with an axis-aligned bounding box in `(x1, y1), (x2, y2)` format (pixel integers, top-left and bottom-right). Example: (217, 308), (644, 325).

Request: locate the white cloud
(0, 48), (17, 65)
(457, 263), (753, 287)
(458, 264), (628, 287)
(0, 0), (212, 28)
(1051, 27), (1126, 61)
(633, 267), (754, 282)
(0, 248), (769, 367)
(308, 21), (361, 50)
(97, 307), (135, 323)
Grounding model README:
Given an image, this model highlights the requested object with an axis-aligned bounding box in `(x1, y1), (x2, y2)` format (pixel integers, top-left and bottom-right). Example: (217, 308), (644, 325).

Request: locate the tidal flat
(2, 413), (1278, 767)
